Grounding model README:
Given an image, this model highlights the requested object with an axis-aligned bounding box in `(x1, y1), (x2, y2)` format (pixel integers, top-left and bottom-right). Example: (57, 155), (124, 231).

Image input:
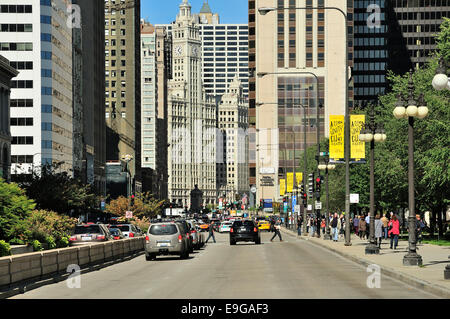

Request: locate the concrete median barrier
(0, 237), (145, 298)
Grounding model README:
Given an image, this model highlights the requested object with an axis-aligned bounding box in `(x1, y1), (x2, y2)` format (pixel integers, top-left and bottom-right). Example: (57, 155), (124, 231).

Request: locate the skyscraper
(104, 0), (142, 194)
(0, 1), (74, 179)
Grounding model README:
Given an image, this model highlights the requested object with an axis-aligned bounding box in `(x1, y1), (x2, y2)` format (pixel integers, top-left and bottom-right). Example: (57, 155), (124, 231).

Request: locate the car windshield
(74, 225), (102, 234)
(109, 229), (121, 235)
(233, 220), (254, 227)
(149, 224), (178, 235)
(112, 225), (131, 232)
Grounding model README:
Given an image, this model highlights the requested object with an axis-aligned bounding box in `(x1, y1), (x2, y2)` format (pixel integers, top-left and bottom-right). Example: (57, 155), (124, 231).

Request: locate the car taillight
(114, 236), (119, 240)
(230, 228), (234, 233)
(178, 235), (182, 243)
(254, 227), (258, 232)
(129, 232), (134, 238)
(145, 236), (150, 244)
(191, 230), (196, 234)
(69, 236), (77, 241)
(97, 235), (105, 240)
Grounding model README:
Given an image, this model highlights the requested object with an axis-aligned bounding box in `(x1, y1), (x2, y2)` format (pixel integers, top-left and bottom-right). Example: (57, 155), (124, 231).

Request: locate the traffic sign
(125, 211), (133, 219)
(315, 201), (322, 210)
(350, 193), (359, 204)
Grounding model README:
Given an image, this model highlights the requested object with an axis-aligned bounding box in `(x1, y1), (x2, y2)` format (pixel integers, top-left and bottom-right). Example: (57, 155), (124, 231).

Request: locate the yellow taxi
(257, 220), (271, 232)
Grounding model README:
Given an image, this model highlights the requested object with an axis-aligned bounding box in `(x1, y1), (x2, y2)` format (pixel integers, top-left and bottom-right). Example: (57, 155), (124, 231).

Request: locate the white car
(219, 222), (233, 233)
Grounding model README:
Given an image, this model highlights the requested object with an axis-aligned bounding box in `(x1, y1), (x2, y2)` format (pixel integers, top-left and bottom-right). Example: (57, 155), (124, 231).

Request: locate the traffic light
(300, 184), (304, 194)
(130, 194), (135, 206)
(307, 173), (315, 197)
(302, 192), (307, 206)
(315, 176), (322, 193)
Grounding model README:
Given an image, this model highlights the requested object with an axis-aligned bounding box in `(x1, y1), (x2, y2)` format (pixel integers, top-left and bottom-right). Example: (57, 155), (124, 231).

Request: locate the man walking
(381, 213), (389, 240)
(331, 213), (339, 242)
(205, 221), (216, 243)
(270, 219), (283, 242)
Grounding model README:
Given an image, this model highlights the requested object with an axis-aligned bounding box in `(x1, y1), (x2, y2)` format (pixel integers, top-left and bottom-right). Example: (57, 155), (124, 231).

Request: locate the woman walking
(358, 216), (366, 240)
(388, 214), (400, 249)
(374, 214), (383, 248)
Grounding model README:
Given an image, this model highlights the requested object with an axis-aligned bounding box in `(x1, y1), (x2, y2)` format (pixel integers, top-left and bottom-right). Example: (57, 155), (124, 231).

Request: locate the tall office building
(353, 0), (450, 105)
(250, 0), (353, 205)
(217, 76), (249, 203)
(0, 1), (74, 179)
(140, 21), (171, 199)
(167, 0), (217, 207)
(156, 2), (249, 100)
(72, 0), (106, 194)
(104, 0), (142, 194)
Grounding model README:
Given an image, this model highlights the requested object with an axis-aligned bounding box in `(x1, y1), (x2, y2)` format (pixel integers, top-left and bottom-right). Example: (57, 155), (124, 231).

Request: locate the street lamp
(258, 4), (351, 246)
(432, 56), (449, 91)
(359, 104), (387, 254)
(121, 154), (134, 209)
(393, 69), (427, 266)
(318, 150), (336, 240)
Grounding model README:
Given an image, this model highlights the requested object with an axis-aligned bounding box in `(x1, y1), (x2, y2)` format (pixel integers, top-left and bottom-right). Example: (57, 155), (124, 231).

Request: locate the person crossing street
(205, 221), (216, 244)
(270, 219), (283, 242)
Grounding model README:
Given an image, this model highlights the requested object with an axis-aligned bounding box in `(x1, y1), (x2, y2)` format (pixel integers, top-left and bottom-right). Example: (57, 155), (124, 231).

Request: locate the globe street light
(432, 57), (449, 91)
(258, 2), (352, 247)
(359, 104), (386, 255)
(393, 70), (427, 266)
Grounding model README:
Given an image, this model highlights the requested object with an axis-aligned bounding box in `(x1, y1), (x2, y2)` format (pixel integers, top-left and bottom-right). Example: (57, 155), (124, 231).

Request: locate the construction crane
(104, 0), (136, 14)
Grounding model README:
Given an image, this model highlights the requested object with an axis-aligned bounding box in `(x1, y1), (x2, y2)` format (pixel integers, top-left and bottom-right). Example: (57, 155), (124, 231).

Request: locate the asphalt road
(10, 231), (441, 299)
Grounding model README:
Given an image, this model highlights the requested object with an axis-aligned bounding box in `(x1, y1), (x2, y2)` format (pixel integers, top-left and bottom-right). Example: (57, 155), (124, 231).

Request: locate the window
(12, 136), (34, 145)
(10, 118), (33, 126)
(10, 99), (33, 107)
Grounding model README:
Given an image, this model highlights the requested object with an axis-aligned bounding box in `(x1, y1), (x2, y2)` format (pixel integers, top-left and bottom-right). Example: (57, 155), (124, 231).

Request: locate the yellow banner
(329, 115), (345, 160)
(286, 173), (293, 193)
(296, 172), (303, 186)
(280, 179), (286, 196)
(351, 115), (366, 160)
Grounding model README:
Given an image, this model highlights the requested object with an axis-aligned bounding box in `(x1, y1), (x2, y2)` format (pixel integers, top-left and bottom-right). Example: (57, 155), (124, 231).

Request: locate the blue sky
(141, 0), (248, 24)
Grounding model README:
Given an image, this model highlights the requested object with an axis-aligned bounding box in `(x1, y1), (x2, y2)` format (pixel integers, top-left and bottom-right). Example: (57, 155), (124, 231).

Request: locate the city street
(10, 231), (440, 299)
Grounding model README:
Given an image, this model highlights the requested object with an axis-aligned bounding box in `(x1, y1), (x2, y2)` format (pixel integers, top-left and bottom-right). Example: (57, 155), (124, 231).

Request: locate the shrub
(0, 240), (11, 257)
(26, 210), (77, 246)
(45, 236), (56, 250)
(9, 238), (25, 245)
(56, 236), (69, 248)
(31, 240), (42, 252)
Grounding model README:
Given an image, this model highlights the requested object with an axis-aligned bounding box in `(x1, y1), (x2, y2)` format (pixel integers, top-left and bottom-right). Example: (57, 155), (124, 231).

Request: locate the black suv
(230, 220), (261, 245)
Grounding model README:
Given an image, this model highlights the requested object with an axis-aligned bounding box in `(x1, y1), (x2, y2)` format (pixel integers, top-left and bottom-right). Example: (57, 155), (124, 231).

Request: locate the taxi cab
(257, 220), (271, 232)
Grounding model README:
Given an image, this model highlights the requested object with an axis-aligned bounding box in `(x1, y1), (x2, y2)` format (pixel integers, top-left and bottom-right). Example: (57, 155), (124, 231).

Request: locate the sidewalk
(281, 226), (450, 298)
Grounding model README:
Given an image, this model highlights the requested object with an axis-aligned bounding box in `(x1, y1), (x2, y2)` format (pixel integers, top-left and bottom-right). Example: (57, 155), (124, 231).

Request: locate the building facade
(217, 76), (249, 204)
(72, 0), (106, 194)
(104, 0), (142, 194)
(251, 0), (353, 205)
(0, 0), (74, 179)
(0, 55), (18, 182)
(167, 0), (217, 207)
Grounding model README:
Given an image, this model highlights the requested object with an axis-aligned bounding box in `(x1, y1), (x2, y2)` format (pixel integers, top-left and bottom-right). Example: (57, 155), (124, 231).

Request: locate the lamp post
(258, 5), (351, 245)
(393, 69), (428, 266)
(121, 154), (134, 211)
(359, 104), (387, 254)
(318, 150), (336, 240)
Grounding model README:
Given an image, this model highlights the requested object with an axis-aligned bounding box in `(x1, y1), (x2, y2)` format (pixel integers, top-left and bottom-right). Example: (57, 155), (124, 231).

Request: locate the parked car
(175, 220), (194, 253)
(219, 221), (233, 233)
(108, 224), (142, 238)
(144, 222), (189, 260)
(69, 223), (113, 246)
(109, 228), (125, 240)
(230, 219), (261, 245)
(186, 219), (204, 250)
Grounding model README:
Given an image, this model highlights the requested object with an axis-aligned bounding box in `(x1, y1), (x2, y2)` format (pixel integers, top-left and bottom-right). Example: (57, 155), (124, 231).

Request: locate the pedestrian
(270, 219), (283, 242)
(359, 216), (366, 240)
(297, 216), (302, 236)
(415, 214), (426, 244)
(374, 214), (383, 248)
(339, 214), (345, 239)
(331, 213), (339, 242)
(381, 213), (389, 240)
(388, 214), (400, 249)
(365, 213), (370, 240)
(205, 221), (216, 243)
(353, 215), (360, 236)
(321, 218), (326, 235)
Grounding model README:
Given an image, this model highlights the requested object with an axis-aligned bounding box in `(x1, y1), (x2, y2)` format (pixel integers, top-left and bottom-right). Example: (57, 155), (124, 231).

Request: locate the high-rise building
(353, 0), (450, 105)
(217, 76), (249, 204)
(250, 0), (353, 205)
(0, 1), (75, 179)
(140, 21), (171, 199)
(0, 54), (18, 182)
(72, 0), (106, 195)
(167, 0), (217, 207)
(199, 0), (220, 24)
(104, 0), (142, 194)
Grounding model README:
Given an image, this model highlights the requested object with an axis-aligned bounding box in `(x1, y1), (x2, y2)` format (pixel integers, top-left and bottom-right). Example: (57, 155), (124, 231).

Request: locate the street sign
(292, 195), (297, 210)
(315, 201), (322, 210)
(350, 193), (359, 204)
(100, 201), (105, 211)
(125, 211), (133, 219)
(307, 205), (312, 211)
(250, 186), (257, 193)
(295, 205), (300, 213)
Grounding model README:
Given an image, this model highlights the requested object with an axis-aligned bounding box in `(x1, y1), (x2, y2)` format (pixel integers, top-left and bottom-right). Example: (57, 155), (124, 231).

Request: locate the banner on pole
(329, 115), (345, 161)
(286, 173), (294, 193)
(351, 114), (366, 160)
(296, 172), (303, 187)
(280, 179), (286, 196)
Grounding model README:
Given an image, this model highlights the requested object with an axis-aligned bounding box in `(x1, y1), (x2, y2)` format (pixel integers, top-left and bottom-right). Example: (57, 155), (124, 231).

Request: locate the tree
(105, 192), (164, 219)
(0, 179), (36, 241)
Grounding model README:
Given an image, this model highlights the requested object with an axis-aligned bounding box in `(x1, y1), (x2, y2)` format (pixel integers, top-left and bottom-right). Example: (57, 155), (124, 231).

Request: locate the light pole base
(403, 252), (423, 266)
(323, 233), (331, 240)
(444, 264), (450, 280)
(365, 243), (380, 255)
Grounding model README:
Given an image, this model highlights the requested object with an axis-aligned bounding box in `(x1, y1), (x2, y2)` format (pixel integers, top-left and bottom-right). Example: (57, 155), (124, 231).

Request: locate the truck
(164, 208), (186, 217)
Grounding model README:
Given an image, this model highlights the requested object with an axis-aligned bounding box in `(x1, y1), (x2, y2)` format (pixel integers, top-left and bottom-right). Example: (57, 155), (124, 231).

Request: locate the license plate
(82, 237), (92, 241)
(158, 243), (169, 247)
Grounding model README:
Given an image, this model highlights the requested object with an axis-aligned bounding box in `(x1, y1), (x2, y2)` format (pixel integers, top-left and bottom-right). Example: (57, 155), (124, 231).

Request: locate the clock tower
(167, 0), (217, 208)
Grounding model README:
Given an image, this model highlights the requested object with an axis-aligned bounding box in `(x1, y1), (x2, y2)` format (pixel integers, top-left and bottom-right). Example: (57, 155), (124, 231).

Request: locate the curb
(280, 227), (450, 299)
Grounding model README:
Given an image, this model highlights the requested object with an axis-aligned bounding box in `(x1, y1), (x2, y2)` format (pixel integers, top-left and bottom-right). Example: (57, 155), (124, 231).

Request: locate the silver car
(109, 224), (142, 238)
(186, 219), (204, 250)
(69, 223), (113, 246)
(145, 222), (189, 261)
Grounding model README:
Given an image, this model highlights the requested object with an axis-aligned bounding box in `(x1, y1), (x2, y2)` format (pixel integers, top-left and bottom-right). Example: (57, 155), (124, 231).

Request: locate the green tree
(0, 179), (36, 241)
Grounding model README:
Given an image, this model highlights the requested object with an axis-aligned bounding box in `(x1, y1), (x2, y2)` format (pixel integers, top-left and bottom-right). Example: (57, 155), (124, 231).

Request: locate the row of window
(9, 61), (33, 70)
(11, 80), (33, 89)
(10, 118), (33, 126)
(201, 26), (248, 30)
(105, 39), (126, 46)
(353, 74), (386, 83)
(354, 87), (386, 96)
(12, 136), (33, 145)
(0, 5), (32, 13)
(0, 42), (32, 51)
(0, 24), (32, 32)
(10, 99), (33, 107)
(10, 155), (34, 164)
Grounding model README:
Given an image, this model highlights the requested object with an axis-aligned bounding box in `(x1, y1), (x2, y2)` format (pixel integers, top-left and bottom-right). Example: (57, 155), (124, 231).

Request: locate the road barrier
(0, 237), (145, 297)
